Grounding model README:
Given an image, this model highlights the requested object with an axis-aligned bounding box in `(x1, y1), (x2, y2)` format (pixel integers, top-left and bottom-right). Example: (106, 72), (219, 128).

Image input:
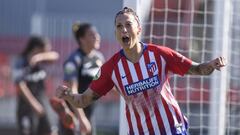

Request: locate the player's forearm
(187, 62), (214, 75)
(76, 108), (90, 124)
(30, 51), (59, 65)
(18, 81), (43, 109)
(57, 86), (100, 108)
(41, 51), (59, 61)
(64, 93), (90, 108)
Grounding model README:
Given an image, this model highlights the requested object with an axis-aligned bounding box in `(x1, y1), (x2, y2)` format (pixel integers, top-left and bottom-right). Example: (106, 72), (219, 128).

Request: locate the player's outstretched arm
(30, 51), (59, 66)
(187, 56), (227, 75)
(56, 85), (100, 108)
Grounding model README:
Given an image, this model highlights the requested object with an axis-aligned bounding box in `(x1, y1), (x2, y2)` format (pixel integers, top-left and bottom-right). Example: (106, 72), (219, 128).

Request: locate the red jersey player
(56, 7), (226, 135)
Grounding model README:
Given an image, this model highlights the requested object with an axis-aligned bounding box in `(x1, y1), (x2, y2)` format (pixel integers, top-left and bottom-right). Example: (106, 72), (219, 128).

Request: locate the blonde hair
(72, 22), (92, 45)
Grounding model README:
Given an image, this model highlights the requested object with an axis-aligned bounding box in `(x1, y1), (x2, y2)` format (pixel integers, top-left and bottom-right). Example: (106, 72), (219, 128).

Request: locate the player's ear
(79, 37), (84, 45)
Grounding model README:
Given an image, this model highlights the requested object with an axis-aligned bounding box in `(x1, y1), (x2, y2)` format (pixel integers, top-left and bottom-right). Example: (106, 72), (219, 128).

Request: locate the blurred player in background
(55, 7), (226, 135)
(13, 36), (59, 135)
(50, 22), (104, 135)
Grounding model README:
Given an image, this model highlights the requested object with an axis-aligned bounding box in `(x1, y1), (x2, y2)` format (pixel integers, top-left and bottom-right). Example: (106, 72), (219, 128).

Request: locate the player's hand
(209, 57), (227, 71)
(56, 85), (71, 99)
(79, 116), (92, 134)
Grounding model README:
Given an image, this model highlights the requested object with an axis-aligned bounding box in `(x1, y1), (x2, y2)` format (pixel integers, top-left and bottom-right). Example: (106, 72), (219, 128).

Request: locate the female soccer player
(56, 7), (226, 135)
(13, 36), (59, 135)
(50, 22), (104, 135)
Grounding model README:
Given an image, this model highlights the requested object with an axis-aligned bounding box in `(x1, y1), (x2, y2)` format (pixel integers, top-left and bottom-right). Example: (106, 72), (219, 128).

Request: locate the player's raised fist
(56, 85), (71, 99)
(209, 56), (227, 71)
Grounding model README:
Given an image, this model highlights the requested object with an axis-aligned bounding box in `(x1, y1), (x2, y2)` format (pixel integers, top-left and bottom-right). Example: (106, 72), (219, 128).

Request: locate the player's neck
(123, 42), (143, 63)
(80, 46), (93, 55)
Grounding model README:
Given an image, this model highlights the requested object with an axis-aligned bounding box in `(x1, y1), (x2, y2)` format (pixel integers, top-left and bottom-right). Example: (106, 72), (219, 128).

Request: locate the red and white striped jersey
(90, 43), (192, 135)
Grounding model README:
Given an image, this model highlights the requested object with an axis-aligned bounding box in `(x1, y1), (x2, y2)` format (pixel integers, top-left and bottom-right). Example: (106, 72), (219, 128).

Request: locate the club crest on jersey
(147, 62), (157, 74)
(93, 69), (101, 80)
(124, 75), (160, 96)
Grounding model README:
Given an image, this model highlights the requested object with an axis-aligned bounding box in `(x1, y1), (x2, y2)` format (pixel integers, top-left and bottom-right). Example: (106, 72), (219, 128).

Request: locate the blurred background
(1, 0), (240, 135)
(0, 0), (121, 134)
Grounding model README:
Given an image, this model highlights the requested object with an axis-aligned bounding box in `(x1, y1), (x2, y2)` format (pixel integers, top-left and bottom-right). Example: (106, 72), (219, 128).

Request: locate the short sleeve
(63, 61), (78, 81)
(89, 60), (114, 96)
(160, 46), (192, 76)
(12, 58), (28, 83)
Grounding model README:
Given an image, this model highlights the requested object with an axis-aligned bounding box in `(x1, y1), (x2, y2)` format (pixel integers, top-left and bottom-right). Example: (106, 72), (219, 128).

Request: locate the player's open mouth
(122, 36), (130, 44)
